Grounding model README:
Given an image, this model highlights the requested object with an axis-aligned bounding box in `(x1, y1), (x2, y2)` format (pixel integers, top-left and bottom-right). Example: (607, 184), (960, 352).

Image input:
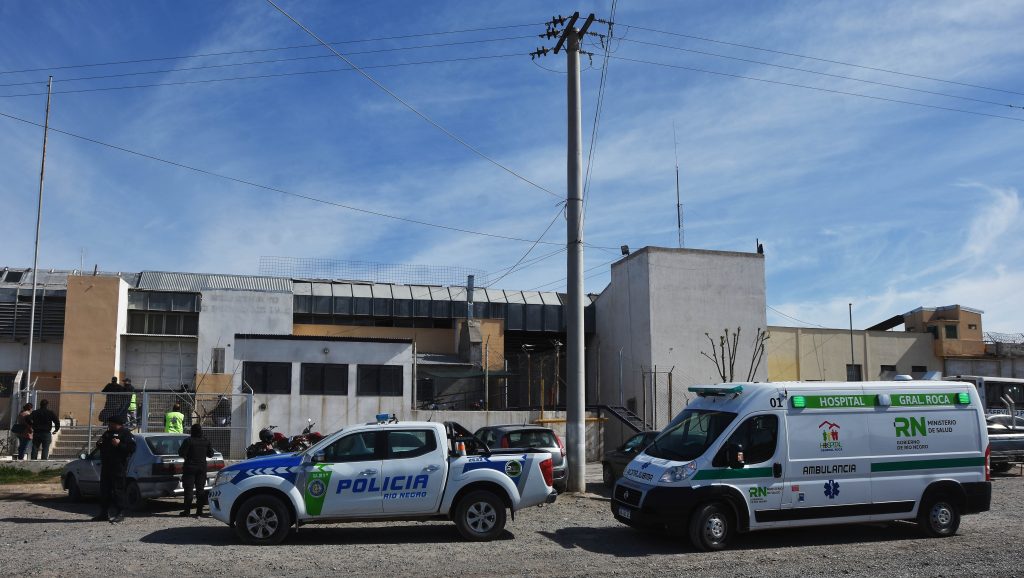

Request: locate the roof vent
(893, 374), (914, 381)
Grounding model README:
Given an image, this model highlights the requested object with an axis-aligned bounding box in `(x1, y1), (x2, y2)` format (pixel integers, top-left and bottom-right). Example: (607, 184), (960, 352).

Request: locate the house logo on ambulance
(817, 421), (842, 452)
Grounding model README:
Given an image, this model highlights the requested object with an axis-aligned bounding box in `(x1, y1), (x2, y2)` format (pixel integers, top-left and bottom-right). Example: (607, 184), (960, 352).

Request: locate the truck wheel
(234, 495), (292, 545)
(918, 494), (960, 538)
(602, 464), (615, 487)
(66, 475), (83, 502)
(454, 490), (507, 541)
(689, 502), (732, 551)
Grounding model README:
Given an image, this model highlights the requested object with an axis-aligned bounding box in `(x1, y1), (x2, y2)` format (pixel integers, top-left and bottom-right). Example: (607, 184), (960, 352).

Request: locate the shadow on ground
(539, 521), (923, 557)
(141, 523), (514, 546)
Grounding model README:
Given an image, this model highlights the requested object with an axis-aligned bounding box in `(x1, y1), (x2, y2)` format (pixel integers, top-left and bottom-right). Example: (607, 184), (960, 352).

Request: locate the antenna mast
(673, 121), (683, 248)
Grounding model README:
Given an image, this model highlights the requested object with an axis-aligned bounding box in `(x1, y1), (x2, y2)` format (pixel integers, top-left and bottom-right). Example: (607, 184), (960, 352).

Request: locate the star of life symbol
(824, 479), (840, 500)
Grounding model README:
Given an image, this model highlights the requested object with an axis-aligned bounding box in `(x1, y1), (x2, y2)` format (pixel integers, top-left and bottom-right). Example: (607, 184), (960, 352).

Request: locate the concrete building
(592, 247), (768, 443)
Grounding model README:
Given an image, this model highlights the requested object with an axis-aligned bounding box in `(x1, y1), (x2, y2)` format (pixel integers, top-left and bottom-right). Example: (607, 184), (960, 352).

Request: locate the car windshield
(145, 435), (187, 455)
(645, 410), (737, 461)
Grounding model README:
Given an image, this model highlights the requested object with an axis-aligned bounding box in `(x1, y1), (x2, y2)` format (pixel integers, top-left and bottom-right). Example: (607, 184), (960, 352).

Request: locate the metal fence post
(141, 391), (149, 433)
(87, 393), (94, 449)
(245, 390), (254, 449)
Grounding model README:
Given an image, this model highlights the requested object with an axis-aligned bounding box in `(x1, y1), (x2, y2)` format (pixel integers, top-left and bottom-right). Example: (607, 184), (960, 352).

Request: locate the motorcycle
(245, 425), (282, 459)
(285, 419), (319, 452)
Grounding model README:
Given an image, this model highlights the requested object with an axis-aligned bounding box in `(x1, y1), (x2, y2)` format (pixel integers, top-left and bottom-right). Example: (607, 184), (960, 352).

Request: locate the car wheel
(689, 502), (732, 551)
(124, 480), (144, 511)
(66, 475), (82, 501)
(918, 494), (960, 538)
(454, 490), (507, 541)
(602, 463), (615, 487)
(234, 495), (292, 545)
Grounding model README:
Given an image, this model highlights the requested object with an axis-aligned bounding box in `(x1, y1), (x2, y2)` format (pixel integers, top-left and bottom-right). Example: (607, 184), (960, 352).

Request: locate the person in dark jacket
(29, 399), (60, 460)
(15, 403), (33, 460)
(93, 415), (136, 523)
(100, 376), (131, 424)
(178, 423), (215, 517)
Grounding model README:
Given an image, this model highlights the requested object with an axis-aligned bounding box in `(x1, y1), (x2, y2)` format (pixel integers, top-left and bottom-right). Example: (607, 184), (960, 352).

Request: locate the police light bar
(375, 413), (390, 423)
(687, 385), (744, 397)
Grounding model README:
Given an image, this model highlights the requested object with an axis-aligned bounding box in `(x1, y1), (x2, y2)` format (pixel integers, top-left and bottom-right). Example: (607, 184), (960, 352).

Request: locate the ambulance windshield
(646, 410), (737, 461)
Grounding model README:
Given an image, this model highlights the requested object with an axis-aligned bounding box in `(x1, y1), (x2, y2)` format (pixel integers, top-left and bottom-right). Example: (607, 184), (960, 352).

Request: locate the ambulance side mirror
(311, 450), (326, 465)
(725, 443), (745, 469)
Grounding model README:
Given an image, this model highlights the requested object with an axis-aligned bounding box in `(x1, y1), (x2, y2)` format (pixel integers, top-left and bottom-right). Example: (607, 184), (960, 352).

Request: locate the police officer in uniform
(93, 415), (136, 523)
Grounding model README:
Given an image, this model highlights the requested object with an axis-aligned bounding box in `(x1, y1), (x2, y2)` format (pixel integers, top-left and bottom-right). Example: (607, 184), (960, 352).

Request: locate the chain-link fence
(7, 389), (252, 460)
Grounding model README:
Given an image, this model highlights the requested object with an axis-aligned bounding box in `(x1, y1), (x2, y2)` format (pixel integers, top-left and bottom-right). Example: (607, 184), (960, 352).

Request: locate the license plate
(618, 506), (632, 520)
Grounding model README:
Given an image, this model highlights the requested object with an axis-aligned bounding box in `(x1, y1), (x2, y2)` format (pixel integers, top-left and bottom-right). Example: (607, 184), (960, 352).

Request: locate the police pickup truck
(209, 417), (557, 544)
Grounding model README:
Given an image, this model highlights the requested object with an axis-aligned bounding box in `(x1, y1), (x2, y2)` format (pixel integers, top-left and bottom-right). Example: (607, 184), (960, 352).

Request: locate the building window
(242, 361), (292, 394)
(927, 326), (938, 338)
(879, 364), (897, 380)
(357, 365), (403, 396)
(542, 305), (560, 331)
(846, 364), (863, 382)
(334, 296), (351, 316)
(506, 304), (524, 330)
(293, 295), (311, 314)
(353, 297), (372, 316)
(301, 363), (349, 395)
(373, 298), (392, 317)
(968, 323), (978, 330)
(431, 300), (450, 318)
(127, 311), (199, 335)
(211, 348), (226, 374)
(413, 300), (431, 317)
(525, 304), (543, 331)
(944, 325), (958, 339)
(313, 296), (332, 315)
(394, 299), (412, 317)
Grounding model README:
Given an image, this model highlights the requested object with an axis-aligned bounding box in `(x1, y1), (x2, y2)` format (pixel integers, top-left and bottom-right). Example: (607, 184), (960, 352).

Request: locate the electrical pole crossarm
(553, 12), (580, 54)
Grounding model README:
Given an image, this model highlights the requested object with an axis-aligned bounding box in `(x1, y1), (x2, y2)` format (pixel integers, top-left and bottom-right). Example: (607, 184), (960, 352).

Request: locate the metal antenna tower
(673, 121), (683, 249)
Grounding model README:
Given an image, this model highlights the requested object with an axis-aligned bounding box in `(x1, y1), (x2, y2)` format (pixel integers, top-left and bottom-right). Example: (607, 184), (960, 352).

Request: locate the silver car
(61, 432), (225, 509)
(474, 425), (567, 492)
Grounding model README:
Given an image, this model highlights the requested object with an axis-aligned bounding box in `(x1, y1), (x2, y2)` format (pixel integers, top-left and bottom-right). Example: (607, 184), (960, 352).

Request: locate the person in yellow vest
(165, 403), (185, 434)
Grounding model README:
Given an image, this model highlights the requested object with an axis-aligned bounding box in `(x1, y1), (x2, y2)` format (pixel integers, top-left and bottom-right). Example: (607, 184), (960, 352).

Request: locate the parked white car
(61, 432), (225, 509)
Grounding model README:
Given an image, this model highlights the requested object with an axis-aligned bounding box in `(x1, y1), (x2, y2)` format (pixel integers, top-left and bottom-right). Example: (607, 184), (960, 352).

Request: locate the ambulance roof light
(893, 375), (914, 381)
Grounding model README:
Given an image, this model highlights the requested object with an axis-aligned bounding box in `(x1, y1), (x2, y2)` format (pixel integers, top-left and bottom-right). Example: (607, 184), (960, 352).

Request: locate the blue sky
(1, 1), (1023, 332)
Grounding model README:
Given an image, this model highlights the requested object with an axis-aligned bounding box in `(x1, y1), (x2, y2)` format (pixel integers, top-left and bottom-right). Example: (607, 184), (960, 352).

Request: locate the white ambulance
(611, 381), (992, 550)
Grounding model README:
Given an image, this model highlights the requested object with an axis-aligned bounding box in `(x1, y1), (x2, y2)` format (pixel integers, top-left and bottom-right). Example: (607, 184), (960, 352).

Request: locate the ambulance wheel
(918, 495), (960, 538)
(235, 495), (292, 545)
(454, 490), (506, 541)
(689, 502), (732, 551)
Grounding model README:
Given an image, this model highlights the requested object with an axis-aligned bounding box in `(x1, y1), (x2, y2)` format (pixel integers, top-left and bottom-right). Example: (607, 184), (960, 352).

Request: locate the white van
(611, 381), (992, 550)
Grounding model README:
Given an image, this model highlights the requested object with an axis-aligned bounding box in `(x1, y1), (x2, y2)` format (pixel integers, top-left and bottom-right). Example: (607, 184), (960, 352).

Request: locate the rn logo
(894, 416), (927, 438)
(749, 486), (769, 498)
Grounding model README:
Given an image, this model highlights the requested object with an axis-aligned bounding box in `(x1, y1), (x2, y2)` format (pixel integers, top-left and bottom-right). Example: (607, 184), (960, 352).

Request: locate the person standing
(100, 376), (128, 424)
(124, 378), (138, 428)
(14, 403), (33, 460)
(29, 399), (60, 460)
(165, 403), (185, 433)
(178, 423), (215, 517)
(93, 415), (136, 523)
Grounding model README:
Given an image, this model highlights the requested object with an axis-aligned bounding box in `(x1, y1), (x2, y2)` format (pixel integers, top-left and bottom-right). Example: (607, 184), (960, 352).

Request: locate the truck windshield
(645, 410), (737, 461)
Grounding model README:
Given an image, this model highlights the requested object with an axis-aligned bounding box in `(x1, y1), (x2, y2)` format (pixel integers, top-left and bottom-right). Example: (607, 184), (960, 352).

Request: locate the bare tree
(701, 327), (770, 383)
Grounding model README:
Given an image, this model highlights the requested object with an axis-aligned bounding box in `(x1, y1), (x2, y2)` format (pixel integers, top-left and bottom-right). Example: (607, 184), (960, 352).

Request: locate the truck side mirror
(311, 450), (326, 465)
(725, 443), (745, 469)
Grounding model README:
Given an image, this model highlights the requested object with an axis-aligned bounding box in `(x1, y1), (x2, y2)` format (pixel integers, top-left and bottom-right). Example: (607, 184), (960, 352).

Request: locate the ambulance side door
(714, 412), (787, 529)
(310, 430), (384, 517)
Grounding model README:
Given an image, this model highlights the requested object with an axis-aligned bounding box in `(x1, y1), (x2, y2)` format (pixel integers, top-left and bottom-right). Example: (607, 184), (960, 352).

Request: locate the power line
(0, 22), (544, 76)
(265, 0), (561, 199)
(0, 35), (535, 89)
(530, 258), (617, 291)
(578, 5), (617, 238)
(767, 305), (828, 328)
(619, 22), (1024, 98)
(618, 37), (1024, 110)
(0, 53), (521, 98)
(486, 208), (566, 288)
(607, 54), (1024, 123)
(0, 109), (569, 246)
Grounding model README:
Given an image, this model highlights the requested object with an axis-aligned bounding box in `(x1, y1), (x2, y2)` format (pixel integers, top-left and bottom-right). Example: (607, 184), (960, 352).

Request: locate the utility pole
(27, 76), (53, 394)
(534, 12), (597, 493)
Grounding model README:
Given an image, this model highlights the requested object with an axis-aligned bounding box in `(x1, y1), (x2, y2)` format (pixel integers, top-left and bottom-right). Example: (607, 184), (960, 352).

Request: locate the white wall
(594, 247), (767, 448)
(197, 289), (292, 387)
(234, 337), (413, 437)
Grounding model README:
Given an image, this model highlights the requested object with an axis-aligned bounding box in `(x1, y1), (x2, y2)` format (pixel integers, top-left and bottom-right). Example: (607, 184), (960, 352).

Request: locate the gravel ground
(1, 467), (1021, 577)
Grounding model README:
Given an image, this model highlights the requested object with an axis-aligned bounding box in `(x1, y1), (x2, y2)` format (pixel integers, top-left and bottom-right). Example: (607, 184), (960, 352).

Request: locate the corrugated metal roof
(137, 271), (291, 293)
(0, 268), (139, 289)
